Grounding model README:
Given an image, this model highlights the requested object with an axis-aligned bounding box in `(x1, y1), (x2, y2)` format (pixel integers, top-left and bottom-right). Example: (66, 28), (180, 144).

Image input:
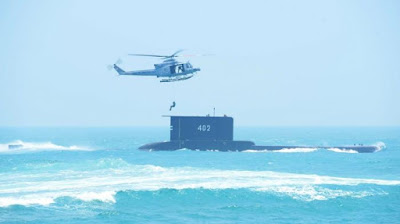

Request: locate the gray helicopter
(113, 50), (201, 82)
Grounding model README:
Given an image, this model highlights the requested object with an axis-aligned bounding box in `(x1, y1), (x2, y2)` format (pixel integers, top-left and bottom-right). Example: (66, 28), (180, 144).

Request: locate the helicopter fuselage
(114, 61), (200, 78)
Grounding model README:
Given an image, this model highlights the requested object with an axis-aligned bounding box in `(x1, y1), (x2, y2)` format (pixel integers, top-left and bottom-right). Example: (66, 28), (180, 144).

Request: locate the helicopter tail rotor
(107, 58), (123, 71)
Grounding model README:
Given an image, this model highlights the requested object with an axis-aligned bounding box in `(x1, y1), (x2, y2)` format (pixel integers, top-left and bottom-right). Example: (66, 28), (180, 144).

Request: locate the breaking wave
(243, 142), (386, 153)
(326, 148), (358, 153)
(254, 185), (384, 201)
(0, 140), (91, 154)
(243, 148), (318, 153)
(374, 142), (386, 151)
(1, 159), (398, 206)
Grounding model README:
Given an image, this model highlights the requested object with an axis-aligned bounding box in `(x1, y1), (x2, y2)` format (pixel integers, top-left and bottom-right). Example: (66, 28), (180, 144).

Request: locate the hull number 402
(197, 125), (211, 132)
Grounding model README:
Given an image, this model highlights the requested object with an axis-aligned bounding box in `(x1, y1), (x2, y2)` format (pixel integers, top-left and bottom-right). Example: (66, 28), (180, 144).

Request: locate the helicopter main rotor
(128, 50), (184, 59)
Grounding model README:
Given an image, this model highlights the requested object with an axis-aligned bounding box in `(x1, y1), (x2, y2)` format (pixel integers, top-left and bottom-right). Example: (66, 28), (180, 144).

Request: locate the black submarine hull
(139, 140), (254, 151)
(139, 140), (379, 153)
(139, 116), (380, 153)
(8, 144), (24, 149)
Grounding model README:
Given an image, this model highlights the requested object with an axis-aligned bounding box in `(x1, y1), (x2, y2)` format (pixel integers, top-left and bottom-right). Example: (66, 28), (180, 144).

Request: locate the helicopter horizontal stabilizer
(114, 64), (126, 75)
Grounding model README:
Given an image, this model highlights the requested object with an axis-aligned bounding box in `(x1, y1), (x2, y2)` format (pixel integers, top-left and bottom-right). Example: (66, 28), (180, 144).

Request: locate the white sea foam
(242, 150), (270, 153)
(327, 148), (358, 153)
(0, 191), (116, 207)
(255, 186), (381, 201)
(72, 191), (116, 203)
(374, 142), (386, 151)
(242, 142), (386, 153)
(0, 196), (55, 207)
(243, 148), (318, 153)
(0, 160), (399, 206)
(274, 147), (318, 153)
(0, 140), (91, 153)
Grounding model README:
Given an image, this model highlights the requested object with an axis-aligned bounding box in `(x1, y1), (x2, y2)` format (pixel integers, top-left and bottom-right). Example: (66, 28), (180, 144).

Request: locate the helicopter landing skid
(160, 75), (193, 83)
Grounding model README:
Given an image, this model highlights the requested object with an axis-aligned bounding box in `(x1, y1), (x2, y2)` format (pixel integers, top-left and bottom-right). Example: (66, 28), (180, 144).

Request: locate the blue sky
(0, 0), (399, 126)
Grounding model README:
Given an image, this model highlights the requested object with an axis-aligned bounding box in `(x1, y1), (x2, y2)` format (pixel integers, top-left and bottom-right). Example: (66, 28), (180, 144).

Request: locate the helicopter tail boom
(114, 64), (126, 75)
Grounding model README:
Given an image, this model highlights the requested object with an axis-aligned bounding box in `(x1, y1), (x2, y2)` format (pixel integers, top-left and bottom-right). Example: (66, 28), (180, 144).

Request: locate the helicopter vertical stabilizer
(114, 64), (126, 75)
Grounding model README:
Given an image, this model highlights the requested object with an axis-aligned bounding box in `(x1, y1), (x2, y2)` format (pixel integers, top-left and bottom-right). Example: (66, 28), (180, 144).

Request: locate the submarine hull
(249, 145), (378, 153)
(139, 116), (380, 153)
(139, 140), (379, 153)
(8, 144), (23, 149)
(139, 140), (255, 151)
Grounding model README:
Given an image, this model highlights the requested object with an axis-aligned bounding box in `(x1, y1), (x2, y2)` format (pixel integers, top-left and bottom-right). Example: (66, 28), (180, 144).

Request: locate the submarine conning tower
(170, 115), (233, 142)
(138, 115), (380, 153)
(139, 115), (255, 151)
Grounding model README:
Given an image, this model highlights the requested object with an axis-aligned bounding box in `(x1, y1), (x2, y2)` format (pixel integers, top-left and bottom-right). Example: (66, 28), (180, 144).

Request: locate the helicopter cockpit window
(176, 64), (185, 73)
(170, 65), (183, 74)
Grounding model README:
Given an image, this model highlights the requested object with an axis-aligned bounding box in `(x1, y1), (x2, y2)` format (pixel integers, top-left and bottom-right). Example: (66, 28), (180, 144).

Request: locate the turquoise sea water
(0, 127), (399, 223)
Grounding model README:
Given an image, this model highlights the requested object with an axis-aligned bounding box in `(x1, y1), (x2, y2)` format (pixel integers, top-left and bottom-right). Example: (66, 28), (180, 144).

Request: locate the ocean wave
(254, 186), (383, 201)
(243, 148), (318, 153)
(273, 148), (318, 153)
(243, 143), (386, 153)
(70, 191), (117, 203)
(374, 142), (386, 151)
(0, 140), (91, 153)
(0, 196), (56, 207)
(0, 191), (116, 207)
(326, 148), (358, 153)
(0, 160), (399, 206)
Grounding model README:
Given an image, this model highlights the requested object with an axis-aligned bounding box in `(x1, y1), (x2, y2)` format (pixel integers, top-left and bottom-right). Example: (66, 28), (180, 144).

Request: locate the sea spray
(0, 140), (91, 153)
(1, 160), (399, 206)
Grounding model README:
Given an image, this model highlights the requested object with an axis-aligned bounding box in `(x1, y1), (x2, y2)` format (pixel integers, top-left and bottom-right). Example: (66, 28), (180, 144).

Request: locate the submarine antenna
(213, 107), (215, 117)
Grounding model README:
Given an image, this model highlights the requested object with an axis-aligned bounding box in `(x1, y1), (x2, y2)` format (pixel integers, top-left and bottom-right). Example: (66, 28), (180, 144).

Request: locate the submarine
(8, 144), (23, 149)
(139, 115), (379, 153)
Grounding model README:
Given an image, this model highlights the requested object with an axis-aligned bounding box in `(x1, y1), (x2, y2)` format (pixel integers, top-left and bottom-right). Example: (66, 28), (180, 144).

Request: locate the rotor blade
(170, 49), (184, 57)
(116, 58), (123, 64)
(128, 54), (168, 58)
(181, 53), (215, 57)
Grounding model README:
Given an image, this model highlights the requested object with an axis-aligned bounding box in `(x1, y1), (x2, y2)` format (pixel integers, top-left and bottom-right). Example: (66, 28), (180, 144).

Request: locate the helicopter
(113, 50), (201, 82)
